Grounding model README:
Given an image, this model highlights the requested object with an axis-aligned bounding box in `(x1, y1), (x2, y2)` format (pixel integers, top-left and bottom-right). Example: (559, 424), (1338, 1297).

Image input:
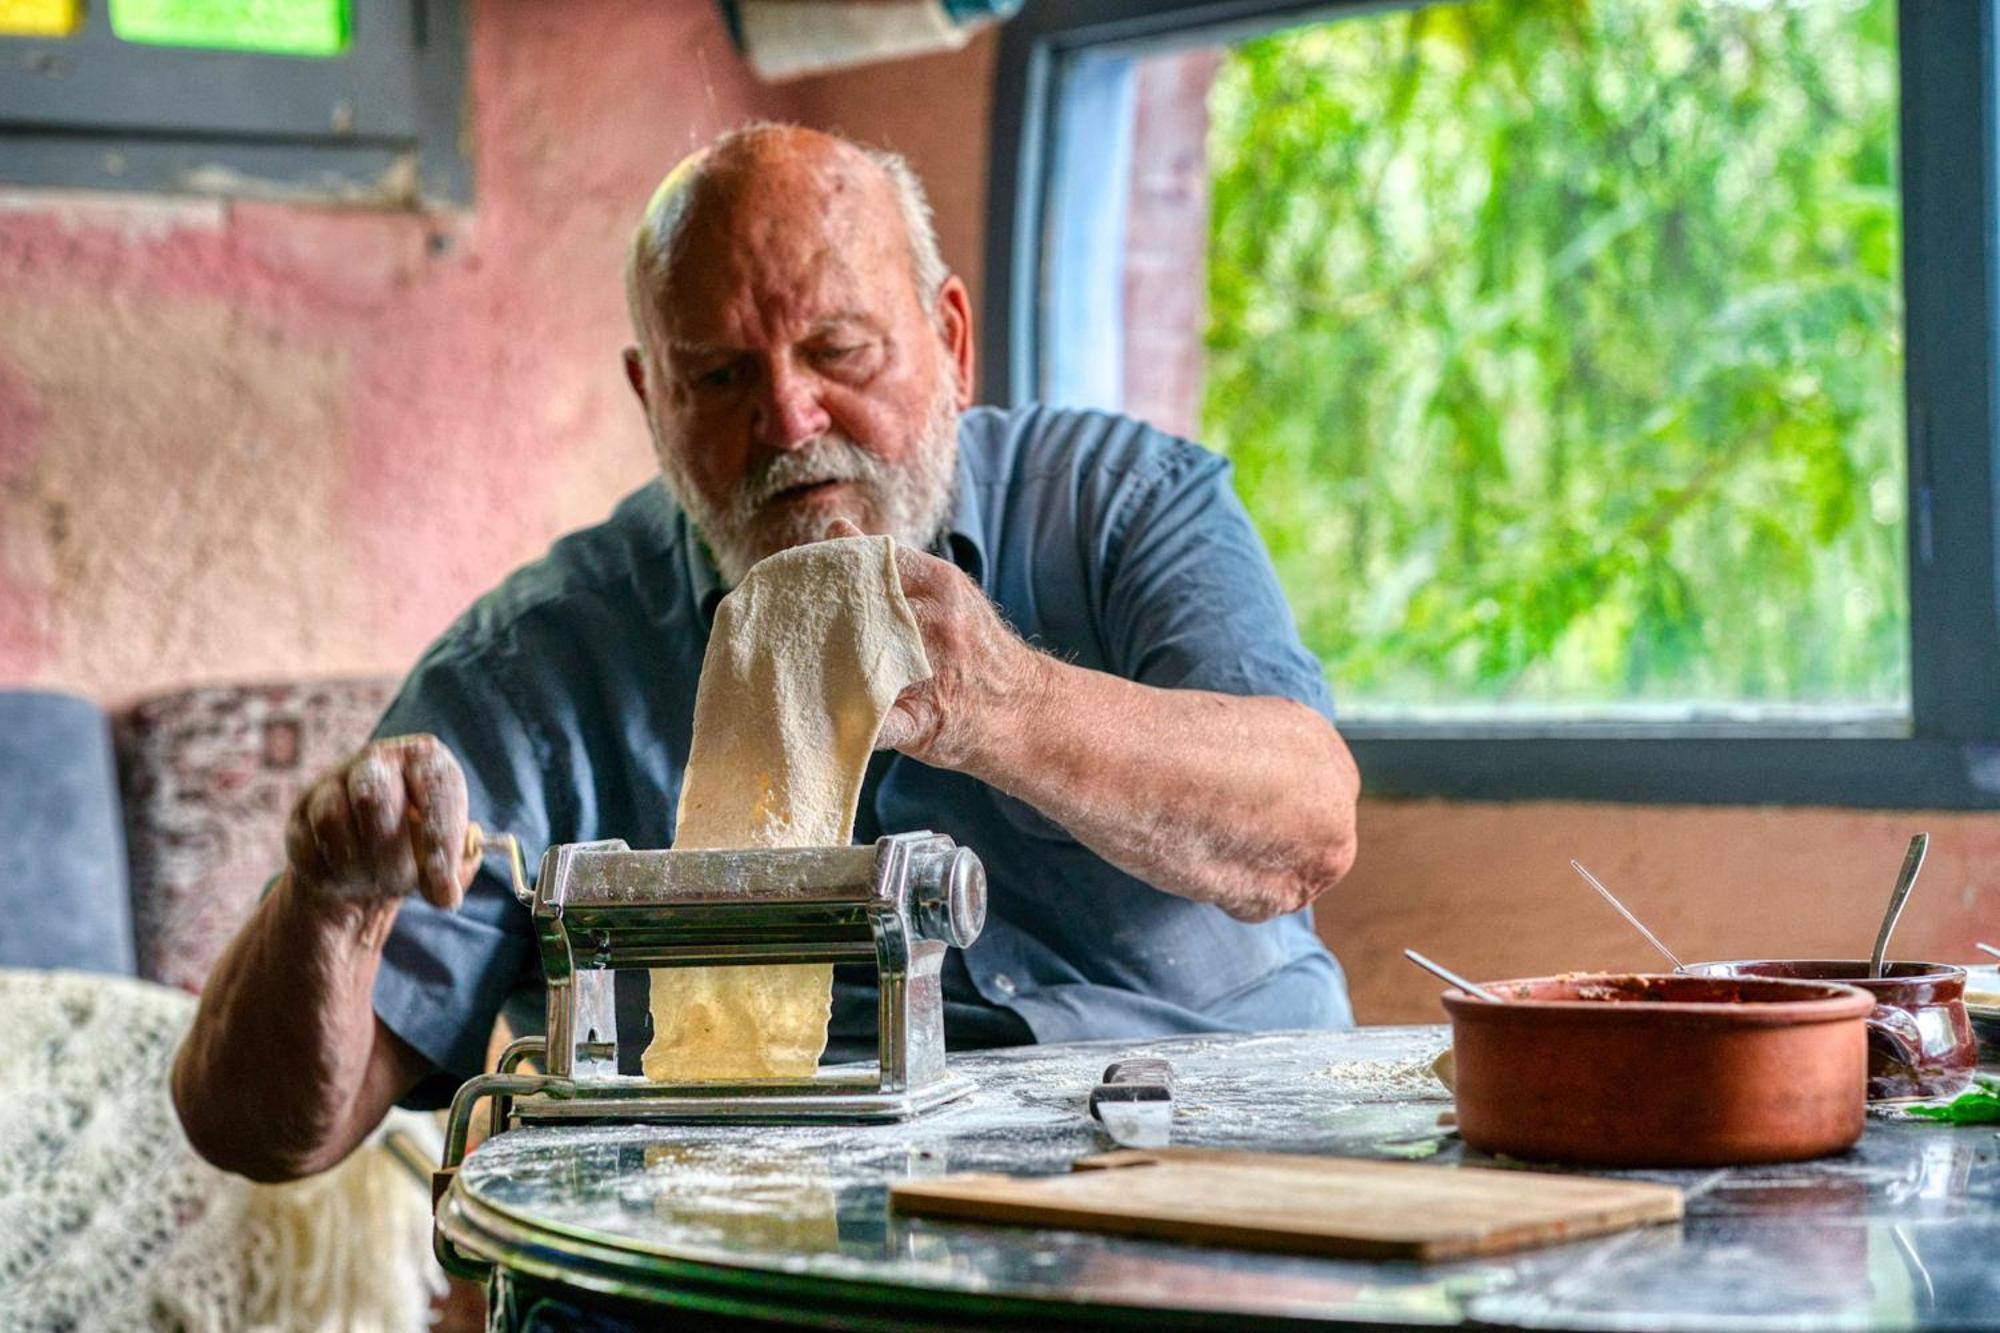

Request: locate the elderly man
(173, 124), (1360, 1181)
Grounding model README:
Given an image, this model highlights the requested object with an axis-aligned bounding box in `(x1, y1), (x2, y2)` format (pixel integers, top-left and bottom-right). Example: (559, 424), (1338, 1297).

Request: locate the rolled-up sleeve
(368, 648), (551, 1110)
(1100, 442), (1335, 722)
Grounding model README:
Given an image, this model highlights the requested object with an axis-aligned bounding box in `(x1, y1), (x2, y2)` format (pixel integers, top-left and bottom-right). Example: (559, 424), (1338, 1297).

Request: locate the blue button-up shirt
(371, 405), (1352, 1107)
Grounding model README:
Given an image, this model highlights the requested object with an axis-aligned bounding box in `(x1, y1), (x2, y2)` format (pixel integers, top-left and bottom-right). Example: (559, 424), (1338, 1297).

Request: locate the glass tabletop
(442, 1026), (2000, 1330)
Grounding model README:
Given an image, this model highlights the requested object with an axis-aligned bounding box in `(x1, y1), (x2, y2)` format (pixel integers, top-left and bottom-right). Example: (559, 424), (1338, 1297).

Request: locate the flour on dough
(642, 535), (931, 1082)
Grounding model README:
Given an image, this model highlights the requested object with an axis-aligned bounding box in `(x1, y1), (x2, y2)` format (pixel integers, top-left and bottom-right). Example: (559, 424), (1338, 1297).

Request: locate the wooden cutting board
(890, 1147), (1682, 1262)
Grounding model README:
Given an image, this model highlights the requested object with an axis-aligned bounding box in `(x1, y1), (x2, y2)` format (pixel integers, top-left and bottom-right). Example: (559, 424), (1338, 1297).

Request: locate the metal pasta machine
(438, 829), (987, 1167)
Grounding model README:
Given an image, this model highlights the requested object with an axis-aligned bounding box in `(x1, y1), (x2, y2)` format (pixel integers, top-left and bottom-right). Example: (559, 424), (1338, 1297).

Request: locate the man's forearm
(172, 873), (417, 1181)
(962, 655), (1360, 922)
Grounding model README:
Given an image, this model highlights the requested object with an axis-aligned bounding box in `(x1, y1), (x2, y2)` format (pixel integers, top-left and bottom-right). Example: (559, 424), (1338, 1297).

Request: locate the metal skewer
(1975, 942), (1999, 963)
(1403, 948), (1503, 1003)
(1570, 859), (1686, 973)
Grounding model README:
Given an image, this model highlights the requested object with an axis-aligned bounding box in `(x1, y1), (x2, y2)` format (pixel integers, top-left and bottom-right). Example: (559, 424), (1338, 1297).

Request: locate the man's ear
(934, 276), (976, 408)
(623, 346), (649, 407)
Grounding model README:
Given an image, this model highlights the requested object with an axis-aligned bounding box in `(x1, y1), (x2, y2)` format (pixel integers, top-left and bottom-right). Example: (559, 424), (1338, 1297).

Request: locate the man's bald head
(623, 124), (947, 353)
(617, 122), (976, 586)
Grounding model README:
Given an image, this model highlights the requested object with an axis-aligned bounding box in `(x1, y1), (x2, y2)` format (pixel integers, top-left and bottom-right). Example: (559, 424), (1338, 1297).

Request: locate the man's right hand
(285, 734), (477, 913)
(178, 732), (471, 1180)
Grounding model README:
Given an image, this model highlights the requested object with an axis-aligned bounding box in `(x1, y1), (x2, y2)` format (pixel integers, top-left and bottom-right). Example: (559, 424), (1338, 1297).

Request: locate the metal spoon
(1403, 948), (1503, 1003)
(1975, 942), (1999, 963)
(1869, 832), (1930, 980)
(1570, 859), (1685, 973)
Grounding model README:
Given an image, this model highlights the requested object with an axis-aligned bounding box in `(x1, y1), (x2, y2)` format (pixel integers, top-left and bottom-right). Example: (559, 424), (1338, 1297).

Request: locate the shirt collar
(942, 443), (989, 588)
(678, 444), (990, 628)
(679, 514), (727, 628)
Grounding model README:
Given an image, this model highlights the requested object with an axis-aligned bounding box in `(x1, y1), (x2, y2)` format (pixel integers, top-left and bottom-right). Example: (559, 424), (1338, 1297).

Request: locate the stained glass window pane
(0, 0), (83, 38)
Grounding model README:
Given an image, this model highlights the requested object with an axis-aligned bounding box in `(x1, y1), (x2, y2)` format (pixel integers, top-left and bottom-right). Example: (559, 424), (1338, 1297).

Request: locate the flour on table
(1309, 1049), (1454, 1101)
(642, 535), (931, 1082)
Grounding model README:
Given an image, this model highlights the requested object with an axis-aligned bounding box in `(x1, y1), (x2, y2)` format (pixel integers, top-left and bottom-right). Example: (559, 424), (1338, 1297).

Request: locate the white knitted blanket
(0, 969), (441, 1331)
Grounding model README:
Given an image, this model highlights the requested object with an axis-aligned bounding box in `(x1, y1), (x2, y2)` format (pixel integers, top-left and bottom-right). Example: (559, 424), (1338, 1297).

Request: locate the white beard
(658, 376), (961, 586)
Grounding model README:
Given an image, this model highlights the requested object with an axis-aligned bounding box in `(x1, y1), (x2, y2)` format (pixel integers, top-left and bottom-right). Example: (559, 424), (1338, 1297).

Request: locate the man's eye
(813, 344), (864, 364)
(694, 363), (742, 390)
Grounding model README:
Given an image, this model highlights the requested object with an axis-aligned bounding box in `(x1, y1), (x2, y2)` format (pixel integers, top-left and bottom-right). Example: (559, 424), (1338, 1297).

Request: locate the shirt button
(992, 972), (1016, 996)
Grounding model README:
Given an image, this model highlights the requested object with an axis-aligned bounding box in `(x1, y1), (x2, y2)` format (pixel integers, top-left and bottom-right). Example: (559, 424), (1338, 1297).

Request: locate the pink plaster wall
(0, 0), (790, 702)
(0, 4), (999, 704)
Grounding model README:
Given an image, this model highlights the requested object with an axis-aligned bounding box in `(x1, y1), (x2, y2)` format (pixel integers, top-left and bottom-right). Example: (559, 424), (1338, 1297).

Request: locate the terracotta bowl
(1444, 973), (1873, 1168)
(1687, 960), (1976, 1102)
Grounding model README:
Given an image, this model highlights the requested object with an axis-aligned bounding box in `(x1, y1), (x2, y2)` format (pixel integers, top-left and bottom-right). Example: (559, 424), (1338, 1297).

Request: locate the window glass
(1050, 0), (1905, 726)
(109, 0), (349, 57)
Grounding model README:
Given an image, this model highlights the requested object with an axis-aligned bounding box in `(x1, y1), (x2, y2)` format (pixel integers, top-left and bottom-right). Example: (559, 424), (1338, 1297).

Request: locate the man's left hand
(818, 517), (1358, 922)
(823, 518), (1045, 771)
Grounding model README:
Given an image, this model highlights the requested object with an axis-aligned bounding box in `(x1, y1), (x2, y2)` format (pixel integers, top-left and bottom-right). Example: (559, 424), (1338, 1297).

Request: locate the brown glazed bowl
(1687, 960), (1977, 1102)
(1444, 973), (1873, 1168)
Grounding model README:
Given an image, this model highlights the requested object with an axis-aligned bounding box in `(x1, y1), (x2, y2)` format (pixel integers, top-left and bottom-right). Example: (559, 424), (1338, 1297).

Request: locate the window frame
(985, 0), (2000, 809)
(0, 0), (469, 206)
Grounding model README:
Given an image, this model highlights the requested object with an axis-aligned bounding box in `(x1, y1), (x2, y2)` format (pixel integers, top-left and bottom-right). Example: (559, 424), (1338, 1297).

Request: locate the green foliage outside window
(1201, 0), (1906, 718)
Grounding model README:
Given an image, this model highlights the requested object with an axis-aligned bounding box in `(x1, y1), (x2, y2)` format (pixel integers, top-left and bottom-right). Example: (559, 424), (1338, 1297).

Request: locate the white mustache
(659, 378), (959, 585)
(736, 437), (886, 516)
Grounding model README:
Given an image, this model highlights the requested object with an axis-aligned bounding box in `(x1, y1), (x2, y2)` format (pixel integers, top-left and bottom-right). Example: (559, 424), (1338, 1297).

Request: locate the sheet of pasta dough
(642, 535), (931, 1082)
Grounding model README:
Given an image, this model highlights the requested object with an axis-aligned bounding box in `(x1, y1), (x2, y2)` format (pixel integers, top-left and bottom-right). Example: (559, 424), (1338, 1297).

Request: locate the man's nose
(752, 360), (832, 451)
